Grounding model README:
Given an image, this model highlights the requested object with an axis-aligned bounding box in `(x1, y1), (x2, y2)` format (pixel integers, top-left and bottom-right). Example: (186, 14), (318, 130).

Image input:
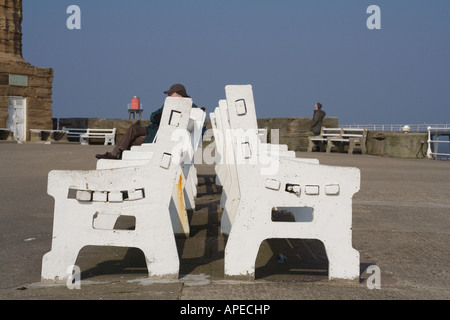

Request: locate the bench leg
(308, 140), (325, 152)
(141, 240), (180, 279)
(30, 131), (42, 142)
(1, 131), (15, 141)
(307, 140), (314, 152)
(104, 136), (115, 145)
(361, 143), (366, 154)
(318, 141), (325, 152)
(326, 140), (333, 153)
(349, 139), (365, 154)
(41, 243), (83, 283)
(348, 141), (355, 154)
(323, 239), (360, 280)
(51, 132), (68, 142)
(225, 231), (263, 280)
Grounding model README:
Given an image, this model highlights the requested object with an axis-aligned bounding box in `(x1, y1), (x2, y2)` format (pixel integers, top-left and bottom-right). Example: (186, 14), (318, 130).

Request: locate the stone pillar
(0, 0), (24, 61)
(0, 0), (54, 141)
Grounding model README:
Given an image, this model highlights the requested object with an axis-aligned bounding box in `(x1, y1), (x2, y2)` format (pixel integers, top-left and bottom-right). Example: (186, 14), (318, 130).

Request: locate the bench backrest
(150, 97), (193, 164)
(62, 127), (86, 138)
(85, 128), (116, 135)
(62, 127), (116, 137)
(341, 128), (367, 138)
(321, 127), (367, 139)
(185, 108), (207, 161)
(224, 85), (259, 132)
(321, 127), (343, 137)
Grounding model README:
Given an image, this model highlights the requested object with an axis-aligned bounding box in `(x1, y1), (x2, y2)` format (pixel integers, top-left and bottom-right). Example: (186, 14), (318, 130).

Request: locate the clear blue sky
(22, 0), (449, 125)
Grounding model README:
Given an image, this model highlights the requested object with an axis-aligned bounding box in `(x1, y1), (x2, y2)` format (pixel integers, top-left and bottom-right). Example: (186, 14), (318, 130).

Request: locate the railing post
(427, 126), (433, 159)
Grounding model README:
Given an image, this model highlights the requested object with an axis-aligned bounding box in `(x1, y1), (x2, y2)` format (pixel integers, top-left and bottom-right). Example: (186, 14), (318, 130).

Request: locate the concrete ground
(0, 142), (449, 302)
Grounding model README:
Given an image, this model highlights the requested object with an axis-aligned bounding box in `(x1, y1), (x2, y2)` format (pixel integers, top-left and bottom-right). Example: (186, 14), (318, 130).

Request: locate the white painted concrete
(41, 97), (193, 283)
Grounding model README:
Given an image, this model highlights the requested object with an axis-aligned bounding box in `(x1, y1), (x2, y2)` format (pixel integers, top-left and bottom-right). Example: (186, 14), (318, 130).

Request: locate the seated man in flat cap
(95, 83), (200, 160)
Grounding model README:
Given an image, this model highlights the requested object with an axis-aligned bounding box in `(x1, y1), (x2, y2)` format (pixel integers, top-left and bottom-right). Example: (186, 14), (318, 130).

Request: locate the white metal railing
(427, 126), (450, 160)
(342, 124), (450, 133)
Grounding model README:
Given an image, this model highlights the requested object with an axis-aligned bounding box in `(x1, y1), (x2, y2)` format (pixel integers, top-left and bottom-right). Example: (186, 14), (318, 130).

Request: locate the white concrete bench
(328, 127), (368, 154)
(308, 127), (368, 154)
(30, 129), (67, 143)
(0, 128), (14, 141)
(127, 108), (206, 216)
(41, 97), (193, 283)
(217, 85), (360, 281)
(62, 127), (116, 145)
(95, 108), (207, 237)
(62, 127), (87, 141)
(81, 128), (116, 145)
(211, 104), (297, 188)
(212, 102), (308, 234)
(211, 89), (318, 236)
(308, 127), (341, 152)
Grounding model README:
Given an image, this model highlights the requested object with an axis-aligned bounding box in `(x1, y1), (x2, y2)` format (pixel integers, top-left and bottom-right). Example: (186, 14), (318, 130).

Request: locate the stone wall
(0, 0), (54, 140)
(366, 131), (428, 158)
(57, 118), (151, 142)
(58, 117), (338, 151)
(0, 62), (54, 130)
(258, 117), (339, 152)
(41, 117), (430, 159)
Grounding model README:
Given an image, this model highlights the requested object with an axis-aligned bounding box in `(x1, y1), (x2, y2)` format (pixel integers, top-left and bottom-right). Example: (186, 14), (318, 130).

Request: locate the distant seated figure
(95, 83), (199, 160)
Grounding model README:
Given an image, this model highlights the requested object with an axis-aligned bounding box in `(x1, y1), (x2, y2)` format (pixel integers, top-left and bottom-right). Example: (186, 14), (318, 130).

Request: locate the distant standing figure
(310, 102), (326, 136)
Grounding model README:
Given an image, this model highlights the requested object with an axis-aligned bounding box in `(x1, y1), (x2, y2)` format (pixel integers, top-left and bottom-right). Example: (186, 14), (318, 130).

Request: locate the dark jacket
(143, 103), (198, 143)
(310, 109), (326, 134)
